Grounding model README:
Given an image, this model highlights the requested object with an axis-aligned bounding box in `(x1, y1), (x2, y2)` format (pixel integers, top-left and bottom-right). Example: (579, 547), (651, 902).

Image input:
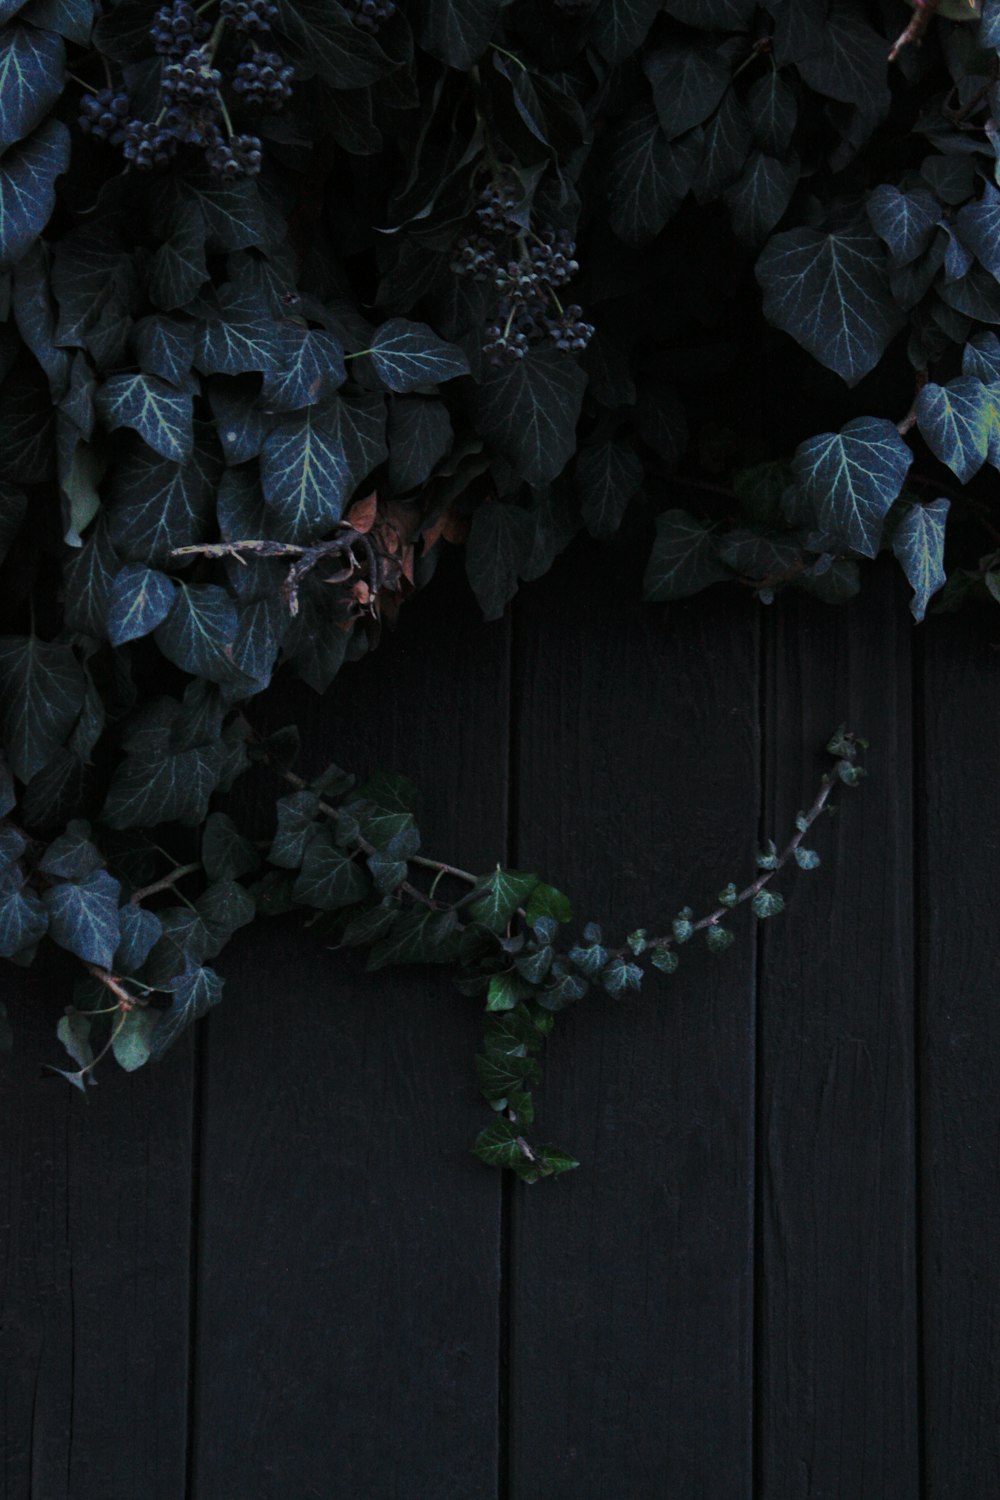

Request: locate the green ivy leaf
(794, 848), (821, 869)
(650, 944), (679, 973)
(155, 583), (247, 685)
(201, 811), (260, 882)
(0, 119), (70, 271)
(150, 964), (224, 1059)
(487, 971), (533, 1011)
(107, 564), (178, 646)
(43, 869), (121, 967)
(601, 955), (643, 995)
(756, 225), (903, 386)
(115, 905), (162, 972)
(475, 352), (587, 488)
(260, 395), (386, 539)
(592, 0), (662, 63)
(108, 438), (219, 564)
(367, 318), (470, 393)
(645, 43), (730, 138)
(0, 635), (85, 784)
(790, 417), (913, 558)
(112, 1007), (159, 1072)
(470, 867), (539, 933)
(418, 0), (504, 70)
(915, 379), (993, 483)
(293, 829), (369, 911)
(752, 889), (785, 919)
(366, 907), (460, 969)
(37, 819), (103, 878)
(866, 185), (938, 268)
(890, 498), (950, 623)
(643, 509), (727, 601)
(103, 743), (224, 829)
(706, 922), (734, 952)
(576, 440), (644, 538)
(260, 326), (346, 412)
(465, 499), (536, 621)
(608, 107), (696, 244)
(0, 879), (48, 957)
(96, 374), (194, 462)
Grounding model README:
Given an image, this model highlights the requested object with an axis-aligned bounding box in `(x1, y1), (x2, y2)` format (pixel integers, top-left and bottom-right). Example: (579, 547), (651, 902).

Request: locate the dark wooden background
(2, 532), (998, 1500)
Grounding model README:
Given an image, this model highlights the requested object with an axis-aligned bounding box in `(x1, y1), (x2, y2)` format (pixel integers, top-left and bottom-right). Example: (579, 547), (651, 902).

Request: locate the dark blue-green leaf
(643, 509), (728, 600)
(475, 351), (586, 488)
(43, 868), (120, 967)
(891, 498), (950, 623)
(107, 564), (177, 645)
(790, 417), (914, 557)
(150, 964), (224, 1059)
(155, 583), (246, 684)
(0, 119), (70, 270)
(915, 378), (993, 483)
(367, 318), (469, 394)
(0, 635), (85, 783)
(97, 374), (193, 462)
(0, 25), (64, 149)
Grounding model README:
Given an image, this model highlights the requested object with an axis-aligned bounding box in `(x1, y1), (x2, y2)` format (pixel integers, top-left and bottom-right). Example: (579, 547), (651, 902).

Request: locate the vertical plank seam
(751, 601), (772, 1500)
(183, 1031), (205, 1499)
(912, 624), (928, 1500)
(498, 602), (520, 1500)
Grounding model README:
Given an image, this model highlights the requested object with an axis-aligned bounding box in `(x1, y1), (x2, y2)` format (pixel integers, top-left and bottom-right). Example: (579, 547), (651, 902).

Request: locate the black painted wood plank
(0, 953), (194, 1500)
(756, 571), (918, 1499)
(920, 616), (1000, 1500)
(190, 559), (507, 1500)
(508, 533), (759, 1500)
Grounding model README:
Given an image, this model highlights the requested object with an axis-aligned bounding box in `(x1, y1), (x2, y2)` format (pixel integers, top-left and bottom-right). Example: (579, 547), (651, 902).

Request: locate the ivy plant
(0, 0), (987, 1175)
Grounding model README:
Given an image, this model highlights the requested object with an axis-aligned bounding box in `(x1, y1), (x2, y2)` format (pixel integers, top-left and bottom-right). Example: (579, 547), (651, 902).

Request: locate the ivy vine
(0, 0), (992, 1174)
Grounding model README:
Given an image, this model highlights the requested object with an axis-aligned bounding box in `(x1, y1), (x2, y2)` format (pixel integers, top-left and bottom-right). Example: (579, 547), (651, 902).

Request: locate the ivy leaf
(260, 395), (387, 539)
(367, 318), (469, 393)
(201, 811), (260, 882)
(608, 107), (692, 245)
(756, 224), (903, 386)
(487, 971), (533, 1011)
(56, 1007), (92, 1070)
(866, 185), (939, 268)
(891, 498), (950, 623)
(278, 0), (396, 86)
(470, 867), (539, 933)
(643, 509), (728, 600)
(465, 499), (536, 620)
(106, 564), (178, 646)
(472, 1118), (527, 1172)
(260, 326), (346, 412)
(193, 317), (282, 378)
(576, 440), (643, 537)
(696, 90), (751, 201)
(111, 1007), (159, 1072)
(956, 184), (1000, 277)
(292, 829), (369, 910)
(790, 417), (913, 557)
(915, 378), (992, 483)
(666, 0), (755, 22)
(115, 905), (162, 972)
(134, 315), (196, 388)
(195, 878), (255, 956)
(108, 439), (218, 563)
(523, 882), (572, 927)
(0, 635), (85, 783)
(725, 150), (798, 246)
(792, 1), (889, 115)
(96, 374), (194, 462)
(19, 0), (95, 44)
(592, 0), (662, 63)
(103, 742), (224, 829)
(387, 398), (453, 492)
(37, 819), (103, 878)
(268, 789), (320, 868)
(0, 25), (65, 149)
(0, 881), (47, 957)
(147, 201), (208, 311)
(645, 44), (730, 139)
(0, 119), (70, 270)
(150, 964), (224, 1060)
(752, 890), (784, 919)
(475, 351), (587, 487)
(366, 907), (460, 969)
(155, 584), (247, 685)
(42, 868), (121, 967)
(746, 70), (797, 156)
(418, 0), (504, 70)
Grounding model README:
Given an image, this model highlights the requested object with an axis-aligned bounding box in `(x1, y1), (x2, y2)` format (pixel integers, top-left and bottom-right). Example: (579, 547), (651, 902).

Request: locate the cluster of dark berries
(78, 88), (130, 144)
(345, 0), (396, 31)
(220, 0), (278, 33)
(122, 118), (178, 170)
(151, 0), (209, 57)
(79, 0), (294, 178)
(204, 131), (263, 178)
(455, 179), (594, 365)
(232, 49), (294, 108)
(162, 48), (223, 107)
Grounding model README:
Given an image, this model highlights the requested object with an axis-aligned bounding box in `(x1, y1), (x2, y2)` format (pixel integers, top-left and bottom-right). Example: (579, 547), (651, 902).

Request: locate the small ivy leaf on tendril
(752, 890), (785, 919)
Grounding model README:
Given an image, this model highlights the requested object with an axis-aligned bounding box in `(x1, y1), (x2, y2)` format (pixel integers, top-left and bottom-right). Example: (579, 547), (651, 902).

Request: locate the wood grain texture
(755, 568), (918, 1499)
(190, 555), (507, 1500)
(507, 531), (759, 1500)
(920, 615), (1000, 1500)
(0, 951), (194, 1500)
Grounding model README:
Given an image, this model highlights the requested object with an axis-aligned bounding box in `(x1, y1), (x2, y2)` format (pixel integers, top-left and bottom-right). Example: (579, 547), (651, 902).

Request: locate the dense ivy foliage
(0, 0), (992, 1173)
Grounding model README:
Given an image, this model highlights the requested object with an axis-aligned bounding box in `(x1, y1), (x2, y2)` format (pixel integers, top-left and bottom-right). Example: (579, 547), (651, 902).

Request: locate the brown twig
(889, 0), (943, 63)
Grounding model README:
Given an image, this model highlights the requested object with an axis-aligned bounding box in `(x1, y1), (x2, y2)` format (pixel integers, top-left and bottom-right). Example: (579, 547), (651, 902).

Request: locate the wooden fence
(2, 530), (997, 1499)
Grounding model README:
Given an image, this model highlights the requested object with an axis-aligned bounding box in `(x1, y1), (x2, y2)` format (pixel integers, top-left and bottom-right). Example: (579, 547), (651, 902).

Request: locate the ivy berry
(150, 0), (208, 57)
(220, 0), (278, 33)
(232, 50), (295, 109)
(205, 130), (263, 178)
(162, 47), (224, 108)
(121, 119), (178, 170)
(78, 88), (130, 145)
(545, 305), (595, 353)
(345, 0), (397, 31)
